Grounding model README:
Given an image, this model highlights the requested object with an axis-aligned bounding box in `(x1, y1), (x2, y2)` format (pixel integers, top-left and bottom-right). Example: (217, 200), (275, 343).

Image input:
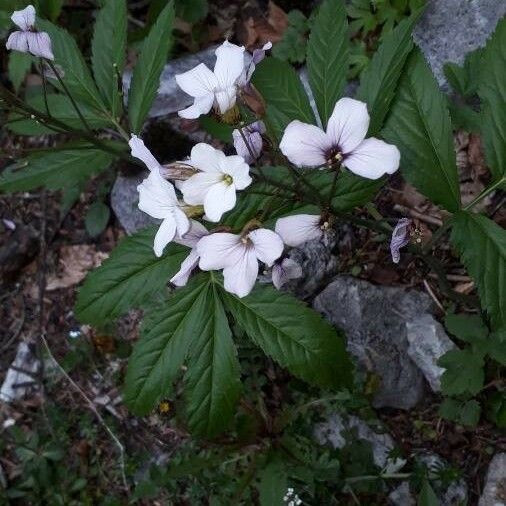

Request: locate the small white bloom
(179, 143), (252, 222)
(232, 121), (266, 164)
(279, 97), (400, 179)
(170, 220), (209, 287)
(129, 134), (162, 172)
(6, 5), (54, 60)
(271, 258), (302, 289)
(275, 214), (327, 247)
(197, 228), (284, 297)
(175, 40), (245, 119)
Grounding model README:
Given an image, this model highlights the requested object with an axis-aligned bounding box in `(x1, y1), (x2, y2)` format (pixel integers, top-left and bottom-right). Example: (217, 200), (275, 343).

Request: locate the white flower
(232, 121), (265, 164)
(279, 97), (400, 180)
(275, 214), (327, 247)
(170, 220), (209, 287)
(175, 40), (245, 119)
(238, 41), (272, 87)
(6, 5), (54, 60)
(137, 168), (190, 257)
(179, 143), (252, 222)
(197, 229), (284, 297)
(271, 258), (302, 289)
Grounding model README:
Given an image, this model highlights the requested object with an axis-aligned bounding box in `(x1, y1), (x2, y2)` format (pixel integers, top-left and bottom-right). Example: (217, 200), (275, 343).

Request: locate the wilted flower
(238, 41), (272, 88)
(279, 98), (400, 180)
(179, 143), (252, 222)
(275, 214), (332, 247)
(175, 40), (245, 119)
(6, 5), (54, 60)
(390, 218), (412, 263)
(271, 258), (302, 289)
(197, 228), (284, 297)
(232, 121), (266, 164)
(170, 220), (209, 287)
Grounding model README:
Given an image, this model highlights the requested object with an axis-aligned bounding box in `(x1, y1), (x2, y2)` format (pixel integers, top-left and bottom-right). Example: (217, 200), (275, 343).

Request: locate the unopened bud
(161, 162), (196, 181)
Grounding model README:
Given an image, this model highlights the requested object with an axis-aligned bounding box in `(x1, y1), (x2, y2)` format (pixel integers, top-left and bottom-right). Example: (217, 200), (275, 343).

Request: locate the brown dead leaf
(45, 245), (108, 291)
(240, 1), (288, 48)
(467, 133), (488, 180)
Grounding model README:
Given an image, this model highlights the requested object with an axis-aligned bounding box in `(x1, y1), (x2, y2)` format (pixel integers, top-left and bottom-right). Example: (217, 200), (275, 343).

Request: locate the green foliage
(417, 480), (439, 506)
(382, 49), (460, 212)
(91, 0), (127, 117)
(438, 398), (481, 427)
(258, 455), (288, 506)
(0, 146), (113, 192)
(306, 0), (349, 126)
(8, 52), (32, 92)
(451, 211), (506, 331)
(272, 10), (312, 64)
(443, 49), (483, 99)
(75, 227), (188, 325)
(128, 1), (175, 133)
(486, 391), (506, 428)
(85, 201), (110, 237)
(175, 0), (208, 23)
(438, 349), (484, 396)
(444, 313), (489, 342)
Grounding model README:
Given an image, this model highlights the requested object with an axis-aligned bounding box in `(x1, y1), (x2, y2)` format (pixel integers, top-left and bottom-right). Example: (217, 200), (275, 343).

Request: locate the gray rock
(406, 314), (455, 392)
(314, 413), (396, 468)
(479, 453), (506, 506)
(389, 482), (415, 506)
(414, 0), (506, 87)
(313, 276), (430, 409)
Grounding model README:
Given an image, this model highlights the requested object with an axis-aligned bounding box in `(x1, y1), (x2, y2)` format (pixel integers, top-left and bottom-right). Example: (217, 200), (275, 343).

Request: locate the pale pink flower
(197, 229), (284, 297)
(279, 98), (400, 179)
(271, 258), (302, 289)
(232, 121), (265, 163)
(6, 5), (54, 60)
(175, 40), (245, 119)
(238, 41), (272, 87)
(178, 143), (252, 222)
(390, 218), (412, 264)
(170, 220), (209, 287)
(275, 214), (327, 247)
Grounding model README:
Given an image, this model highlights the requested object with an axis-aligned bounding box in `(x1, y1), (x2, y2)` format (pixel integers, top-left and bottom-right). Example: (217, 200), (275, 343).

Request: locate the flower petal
(6, 31), (28, 53)
(11, 5), (35, 31)
(203, 182), (236, 222)
(214, 87), (237, 114)
(326, 98), (369, 154)
(214, 40), (245, 88)
(248, 229), (284, 267)
(129, 135), (161, 172)
(272, 258), (302, 289)
(177, 94), (214, 119)
(275, 214), (322, 247)
(223, 247), (258, 298)
(232, 128), (262, 164)
(175, 220), (208, 248)
(175, 62), (217, 98)
(179, 171), (222, 206)
(222, 155), (251, 189)
(390, 218), (411, 264)
(153, 217), (176, 257)
(279, 120), (330, 168)
(170, 249), (200, 287)
(26, 32), (53, 59)
(344, 137), (400, 180)
(197, 233), (242, 270)
(174, 207), (190, 237)
(189, 143), (223, 173)
(137, 169), (178, 219)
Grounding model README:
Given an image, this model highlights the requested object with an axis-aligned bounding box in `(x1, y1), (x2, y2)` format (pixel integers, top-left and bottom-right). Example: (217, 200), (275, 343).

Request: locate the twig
(393, 204), (443, 226)
(423, 279), (445, 313)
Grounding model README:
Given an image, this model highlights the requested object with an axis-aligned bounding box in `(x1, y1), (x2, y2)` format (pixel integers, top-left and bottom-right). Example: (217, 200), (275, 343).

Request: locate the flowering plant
(1, 0), (505, 439)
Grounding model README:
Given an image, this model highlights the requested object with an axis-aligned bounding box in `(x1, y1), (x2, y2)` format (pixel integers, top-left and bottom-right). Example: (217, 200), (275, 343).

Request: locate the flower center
(223, 174), (234, 186)
(325, 147), (343, 168)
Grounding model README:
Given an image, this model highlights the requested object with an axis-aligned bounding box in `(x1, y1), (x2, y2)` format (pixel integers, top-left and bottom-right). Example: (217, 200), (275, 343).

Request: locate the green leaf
(175, 0), (208, 23)
(91, 0), (127, 115)
(123, 274), (209, 414)
(37, 19), (106, 113)
(7, 93), (111, 135)
(478, 17), (506, 184)
(184, 283), (241, 437)
(329, 170), (384, 211)
(75, 227), (187, 325)
(444, 313), (489, 343)
(306, 0), (349, 126)
(447, 100), (481, 133)
(0, 147), (113, 192)
(486, 390), (506, 428)
(356, 10), (422, 135)
(417, 480), (439, 506)
(128, 1), (175, 133)
(438, 349), (484, 396)
(199, 115), (233, 143)
(382, 49), (460, 212)
(220, 282), (353, 390)
(252, 57), (315, 137)
(438, 397), (460, 422)
(459, 399), (481, 427)
(486, 332), (506, 365)
(258, 455), (288, 506)
(8, 52), (32, 92)
(38, 0), (64, 21)
(85, 202), (110, 237)
(451, 211), (506, 331)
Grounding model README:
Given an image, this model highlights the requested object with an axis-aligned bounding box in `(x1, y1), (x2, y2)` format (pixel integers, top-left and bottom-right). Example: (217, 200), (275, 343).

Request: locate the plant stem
(464, 176), (505, 211)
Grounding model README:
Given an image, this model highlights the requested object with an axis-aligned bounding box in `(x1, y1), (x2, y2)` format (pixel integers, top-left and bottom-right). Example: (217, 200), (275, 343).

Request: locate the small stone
(406, 314), (455, 392)
(479, 453), (506, 506)
(389, 482), (415, 506)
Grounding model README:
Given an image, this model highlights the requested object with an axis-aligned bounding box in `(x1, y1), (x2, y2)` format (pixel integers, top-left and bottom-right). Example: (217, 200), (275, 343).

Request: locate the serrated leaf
(220, 282), (353, 390)
(356, 10), (422, 135)
(85, 202), (110, 237)
(184, 283), (241, 437)
(128, 1), (175, 133)
(306, 0), (349, 126)
(91, 0), (127, 115)
(8, 52), (32, 92)
(444, 313), (489, 343)
(0, 147), (113, 192)
(451, 211), (506, 331)
(252, 57), (315, 138)
(478, 17), (506, 184)
(123, 274), (209, 414)
(459, 399), (481, 427)
(438, 348), (484, 396)
(382, 49), (460, 212)
(258, 455), (288, 506)
(37, 19), (106, 113)
(75, 227), (187, 325)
